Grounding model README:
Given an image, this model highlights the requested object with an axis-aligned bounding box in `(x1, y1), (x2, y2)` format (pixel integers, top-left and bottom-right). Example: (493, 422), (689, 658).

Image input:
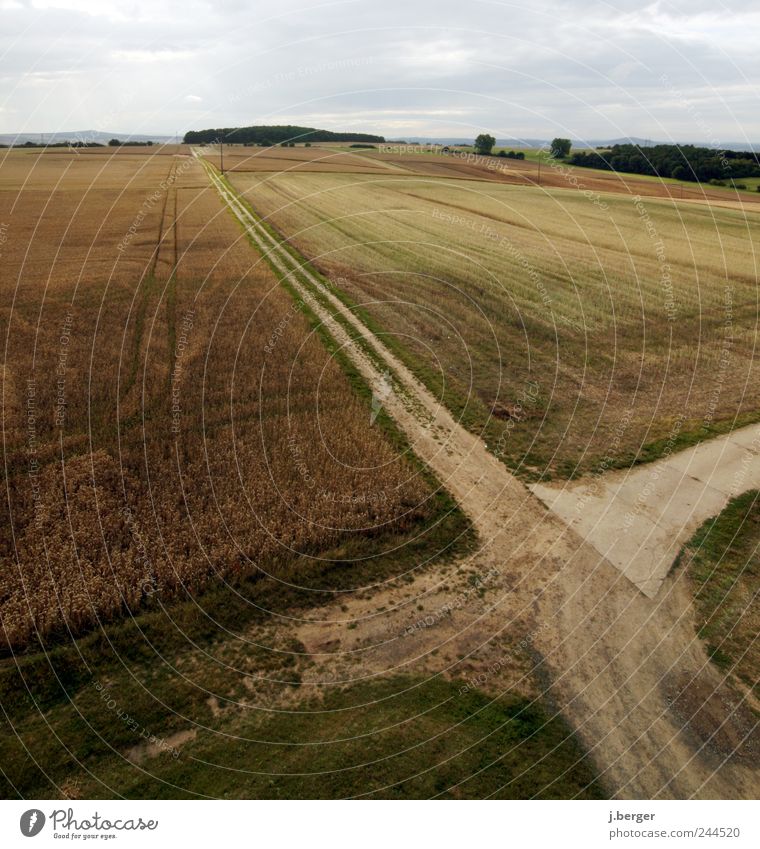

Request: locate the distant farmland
(229, 159), (760, 479)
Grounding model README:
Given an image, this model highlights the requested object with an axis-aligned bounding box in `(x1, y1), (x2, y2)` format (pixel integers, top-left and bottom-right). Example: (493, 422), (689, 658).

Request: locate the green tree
(550, 138), (572, 158)
(474, 133), (496, 155)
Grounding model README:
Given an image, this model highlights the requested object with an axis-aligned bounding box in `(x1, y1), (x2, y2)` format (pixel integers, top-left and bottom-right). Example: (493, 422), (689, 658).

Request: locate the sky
(1, 0), (759, 143)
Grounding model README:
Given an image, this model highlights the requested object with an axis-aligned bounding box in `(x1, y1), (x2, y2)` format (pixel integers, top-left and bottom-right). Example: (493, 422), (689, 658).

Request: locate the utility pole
(220, 139), (224, 175)
(537, 152), (541, 186)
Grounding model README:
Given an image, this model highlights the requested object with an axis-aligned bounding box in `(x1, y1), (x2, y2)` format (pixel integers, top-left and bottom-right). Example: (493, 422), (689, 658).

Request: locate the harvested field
(231, 168), (760, 479)
(217, 143), (760, 207)
(0, 148), (450, 650)
(203, 144), (398, 176)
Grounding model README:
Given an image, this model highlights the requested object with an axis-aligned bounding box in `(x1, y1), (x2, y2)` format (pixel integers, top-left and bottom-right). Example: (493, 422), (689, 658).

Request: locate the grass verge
(0, 674), (604, 799)
(675, 489), (760, 699)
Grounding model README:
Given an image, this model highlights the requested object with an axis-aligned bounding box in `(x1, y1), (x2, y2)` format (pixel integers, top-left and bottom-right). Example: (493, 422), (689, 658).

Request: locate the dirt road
(532, 424), (760, 598)
(199, 152), (760, 799)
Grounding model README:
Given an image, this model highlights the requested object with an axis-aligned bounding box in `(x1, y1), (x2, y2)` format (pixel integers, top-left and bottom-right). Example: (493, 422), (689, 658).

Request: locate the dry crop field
(0, 145), (443, 651)
(203, 144), (401, 176)
(216, 142), (760, 207)
(0, 145), (607, 801)
(230, 164), (760, 478)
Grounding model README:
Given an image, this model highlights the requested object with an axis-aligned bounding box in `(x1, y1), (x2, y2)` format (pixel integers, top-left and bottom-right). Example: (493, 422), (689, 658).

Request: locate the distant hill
(183, 125), (384, 145)
(0, 130), (176, 145)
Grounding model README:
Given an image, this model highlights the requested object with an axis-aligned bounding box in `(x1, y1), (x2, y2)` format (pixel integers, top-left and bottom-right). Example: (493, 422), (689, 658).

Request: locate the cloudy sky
(1, 0), (758, 143)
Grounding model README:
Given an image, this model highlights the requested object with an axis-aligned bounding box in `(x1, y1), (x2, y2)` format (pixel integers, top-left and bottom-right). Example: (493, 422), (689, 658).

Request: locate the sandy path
(200, 153), (759, 799)
(532, 424), (760, 598)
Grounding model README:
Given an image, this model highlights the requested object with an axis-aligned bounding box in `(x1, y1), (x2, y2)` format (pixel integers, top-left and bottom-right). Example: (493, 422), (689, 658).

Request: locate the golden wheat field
(229, 165), (760, 477)
(0, 147), (436, 650)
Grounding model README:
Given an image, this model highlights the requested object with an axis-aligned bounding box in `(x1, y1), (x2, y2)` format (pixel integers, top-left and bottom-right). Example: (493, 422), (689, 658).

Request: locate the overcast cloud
(1, 0), (758, 142)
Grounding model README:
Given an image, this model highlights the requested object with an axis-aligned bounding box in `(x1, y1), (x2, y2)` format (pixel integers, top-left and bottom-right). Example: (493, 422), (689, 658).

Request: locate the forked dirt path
(198, 152), (759, 799)
(532, 424), (760, 598)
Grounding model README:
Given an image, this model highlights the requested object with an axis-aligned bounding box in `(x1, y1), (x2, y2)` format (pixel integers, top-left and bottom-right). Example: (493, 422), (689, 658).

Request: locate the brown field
(212, 142), (760, 208)
(228, 156), (760, 478)
(203, 143), (399, 175)
(0, 147), (436, 649)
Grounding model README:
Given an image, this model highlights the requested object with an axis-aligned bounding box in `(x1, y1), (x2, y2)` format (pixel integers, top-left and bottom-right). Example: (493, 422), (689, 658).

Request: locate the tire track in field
(152, 160), (177, 277)
(165, 181), (179, 380)
(121, 161), (177, 401)
(197, 151), (759, 800)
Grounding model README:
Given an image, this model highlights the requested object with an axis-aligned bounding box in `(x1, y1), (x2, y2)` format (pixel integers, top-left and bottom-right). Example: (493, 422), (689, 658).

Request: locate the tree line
(474, 134), (570, 159)
(183, 124), (384, 145)
(568, 143), (760, 183)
